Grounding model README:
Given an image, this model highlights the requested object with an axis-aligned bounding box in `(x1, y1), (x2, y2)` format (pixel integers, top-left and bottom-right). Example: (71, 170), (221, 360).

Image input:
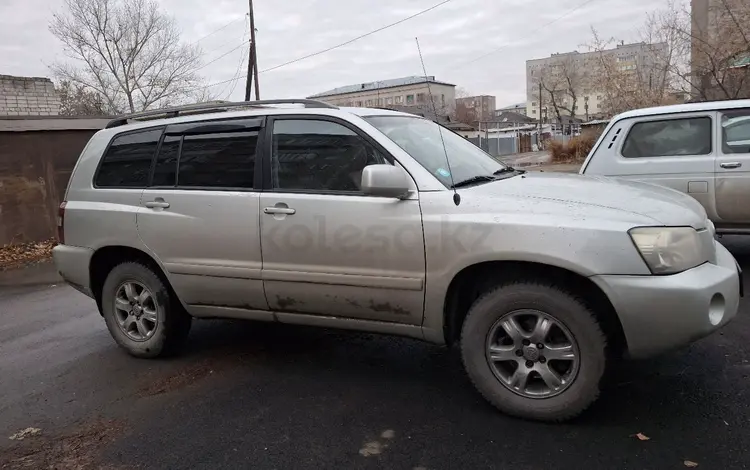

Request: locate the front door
(137, 117), (268, 312)
(614, 113), (716, 215)
(715, 108), (750, 226)
(259, 116), (425, 325)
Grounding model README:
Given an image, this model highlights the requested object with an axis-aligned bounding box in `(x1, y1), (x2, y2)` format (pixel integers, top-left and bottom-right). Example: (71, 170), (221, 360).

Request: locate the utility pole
(245, 0), (260, 101)
(538, 81), (542, 149)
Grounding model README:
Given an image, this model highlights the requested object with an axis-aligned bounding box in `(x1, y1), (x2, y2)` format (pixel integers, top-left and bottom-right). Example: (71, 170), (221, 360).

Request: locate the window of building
(356, 101), (363, 107)
(417, 93), (426, 103)
(406, 94), (415, 105)
(271, 119), (388, 193)
(386, 97), (394, 105)
(95, 128), (162, 187)
(622, 117), (712, 158)
(532, 109), (536, 115)
(532, 101), (537, 107)
(395, 95), (404, 104)
(597, 95), (602, 100)
(721, 110), (750, 154)
(177, 130), (258, 188)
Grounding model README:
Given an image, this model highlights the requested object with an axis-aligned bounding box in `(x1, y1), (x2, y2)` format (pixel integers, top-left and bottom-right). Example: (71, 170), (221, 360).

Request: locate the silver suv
(54, 100), (742, 422)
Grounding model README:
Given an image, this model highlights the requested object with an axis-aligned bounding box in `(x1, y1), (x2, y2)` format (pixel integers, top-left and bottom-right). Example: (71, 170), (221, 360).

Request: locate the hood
(464, 172), (707, 228)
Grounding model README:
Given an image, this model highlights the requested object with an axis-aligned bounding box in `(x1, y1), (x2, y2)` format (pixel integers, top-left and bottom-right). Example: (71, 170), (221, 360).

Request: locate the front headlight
(629, 227), (705, 274)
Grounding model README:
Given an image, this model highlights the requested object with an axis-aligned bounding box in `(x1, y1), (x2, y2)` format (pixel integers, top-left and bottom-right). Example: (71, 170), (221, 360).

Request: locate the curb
(0, 260), (62, 288)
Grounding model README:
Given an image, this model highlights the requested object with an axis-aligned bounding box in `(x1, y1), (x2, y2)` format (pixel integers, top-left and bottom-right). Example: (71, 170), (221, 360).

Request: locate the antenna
(415, 37), (460, 206)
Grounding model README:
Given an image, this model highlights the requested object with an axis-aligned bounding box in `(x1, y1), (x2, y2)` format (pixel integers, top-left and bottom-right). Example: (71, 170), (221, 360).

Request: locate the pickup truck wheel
(461, 281), (607, 422)
(101, 262), (191, 358)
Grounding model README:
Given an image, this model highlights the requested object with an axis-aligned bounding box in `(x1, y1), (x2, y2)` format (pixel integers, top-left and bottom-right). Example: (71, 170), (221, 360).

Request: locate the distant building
(691, 0), (750, 99)
(307, 76), (456, 114)
(482, 111), (536, 129)
(526, 42), (668, 120)
(455, 95), (496, 124)
(0, 75), (60, 116)
(495, 102), (527, 117)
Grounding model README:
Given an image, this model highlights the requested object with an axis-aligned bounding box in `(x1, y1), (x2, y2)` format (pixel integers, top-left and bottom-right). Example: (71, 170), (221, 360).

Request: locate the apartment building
(455, 95), (496, 123)
(525, 42), (668, 120)
(307, 76), (456, 112)
(495, 102), (527, 117)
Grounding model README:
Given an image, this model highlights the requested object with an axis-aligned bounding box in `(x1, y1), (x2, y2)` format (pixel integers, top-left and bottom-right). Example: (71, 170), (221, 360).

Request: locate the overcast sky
(0, 0), (678, 107)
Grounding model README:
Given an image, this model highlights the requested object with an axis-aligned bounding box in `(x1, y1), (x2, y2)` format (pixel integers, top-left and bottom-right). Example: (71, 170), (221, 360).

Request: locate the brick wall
(0, 75), (61, 117)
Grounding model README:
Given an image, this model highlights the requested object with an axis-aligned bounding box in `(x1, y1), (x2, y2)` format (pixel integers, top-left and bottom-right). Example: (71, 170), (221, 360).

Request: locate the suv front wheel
(101, 262), (191, 358)
(461, 281), (607, 421)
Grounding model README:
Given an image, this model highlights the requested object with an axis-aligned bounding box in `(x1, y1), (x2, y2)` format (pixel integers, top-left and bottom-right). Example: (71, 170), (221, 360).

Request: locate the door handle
(720, 162), (742, 169)
(145, 200), (170, 209)
(263, 207), (296, 215)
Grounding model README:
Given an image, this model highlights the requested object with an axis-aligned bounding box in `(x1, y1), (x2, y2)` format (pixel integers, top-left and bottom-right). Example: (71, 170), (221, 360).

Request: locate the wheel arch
(89, 245), (180, 315)
(442, 260), (627, 359)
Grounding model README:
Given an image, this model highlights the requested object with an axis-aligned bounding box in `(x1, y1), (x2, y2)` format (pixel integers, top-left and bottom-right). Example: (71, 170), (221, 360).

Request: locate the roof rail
(105, 99), (338, 128)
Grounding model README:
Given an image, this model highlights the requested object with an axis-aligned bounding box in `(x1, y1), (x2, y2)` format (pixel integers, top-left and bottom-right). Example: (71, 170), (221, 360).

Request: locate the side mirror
(361, 164), (411, 199)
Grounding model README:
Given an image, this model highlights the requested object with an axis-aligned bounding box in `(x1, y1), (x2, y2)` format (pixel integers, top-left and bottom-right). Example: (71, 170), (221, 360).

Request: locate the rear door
(715, 109), (750, 227)
(595, 113), (716, 217)
(137, 117), (268, 314)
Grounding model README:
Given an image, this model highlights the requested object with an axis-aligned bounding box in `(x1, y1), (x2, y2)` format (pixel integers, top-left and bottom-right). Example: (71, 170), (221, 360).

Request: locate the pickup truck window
(721, 110), (750, 154)
(621, 117), (712, 158)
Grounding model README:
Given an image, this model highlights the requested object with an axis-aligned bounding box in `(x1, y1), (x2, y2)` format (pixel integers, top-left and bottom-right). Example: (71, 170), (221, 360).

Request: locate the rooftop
(307, 76), (456, 98)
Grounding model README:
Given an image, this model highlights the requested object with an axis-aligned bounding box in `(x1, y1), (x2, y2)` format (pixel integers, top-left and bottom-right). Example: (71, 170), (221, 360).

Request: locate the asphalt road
(1, 238), (750, 470)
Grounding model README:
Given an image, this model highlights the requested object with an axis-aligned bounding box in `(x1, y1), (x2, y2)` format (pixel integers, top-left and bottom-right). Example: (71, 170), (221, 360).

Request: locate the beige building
(307, 76), (456, 114)
(691, 0), (750, 99)
(455, 95), (496, 123)
(526, 42), (668, 120)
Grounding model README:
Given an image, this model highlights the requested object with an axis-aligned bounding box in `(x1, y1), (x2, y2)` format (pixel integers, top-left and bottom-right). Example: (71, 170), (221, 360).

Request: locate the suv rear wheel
(460, 281), (607, 421)
(101, 262), (191, 358)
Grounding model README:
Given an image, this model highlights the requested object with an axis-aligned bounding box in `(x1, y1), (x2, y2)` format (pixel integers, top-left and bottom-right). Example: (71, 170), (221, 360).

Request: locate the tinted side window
(272, 119), (387, 192)
(96, 129), (161, 187)
(621, 117), (712, 158)
(177, 131), (257, 188)
(721, 110), (750, 154)
(151, 135), (180, 187)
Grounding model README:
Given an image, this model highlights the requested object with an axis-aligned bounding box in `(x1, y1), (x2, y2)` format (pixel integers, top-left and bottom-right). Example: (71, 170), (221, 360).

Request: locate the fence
(468, 133), (541, 157)
(0, 118), (108, 245)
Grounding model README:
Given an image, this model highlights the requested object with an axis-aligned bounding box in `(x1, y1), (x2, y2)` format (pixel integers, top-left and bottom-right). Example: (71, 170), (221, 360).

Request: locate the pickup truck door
(583, 113), (716, 218)
(715, 109), (750, 227)
(258, 116), (426, 325)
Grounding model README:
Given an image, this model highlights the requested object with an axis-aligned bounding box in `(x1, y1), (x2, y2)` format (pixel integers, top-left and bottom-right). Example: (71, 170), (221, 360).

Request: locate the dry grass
(548, 132), (600, 164)
(0, 239), (57, 271)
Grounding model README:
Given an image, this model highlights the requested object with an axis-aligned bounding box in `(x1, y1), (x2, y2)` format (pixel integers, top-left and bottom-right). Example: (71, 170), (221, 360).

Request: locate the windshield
(365, 116), (507, 188)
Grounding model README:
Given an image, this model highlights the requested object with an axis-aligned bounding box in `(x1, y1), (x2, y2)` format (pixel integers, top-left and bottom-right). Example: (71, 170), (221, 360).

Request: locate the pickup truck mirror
(361, 165), (410, 199)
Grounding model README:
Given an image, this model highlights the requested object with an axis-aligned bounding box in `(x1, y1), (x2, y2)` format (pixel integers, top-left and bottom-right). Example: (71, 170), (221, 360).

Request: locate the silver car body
(580, 99), (750, 234)
(54, 105), (741, 359)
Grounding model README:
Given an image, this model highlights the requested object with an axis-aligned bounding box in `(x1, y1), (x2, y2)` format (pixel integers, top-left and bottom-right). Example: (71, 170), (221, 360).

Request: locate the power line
(446, 0), (600, 69)
(190, 0), (453, 92)
(196, 42), (247, 72)
(190, 16), (245, 46)
(258, 0), (453, 74)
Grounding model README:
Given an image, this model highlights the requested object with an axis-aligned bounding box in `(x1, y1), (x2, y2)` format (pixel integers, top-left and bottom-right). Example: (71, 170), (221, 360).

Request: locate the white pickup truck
(580, 100), (750, 235)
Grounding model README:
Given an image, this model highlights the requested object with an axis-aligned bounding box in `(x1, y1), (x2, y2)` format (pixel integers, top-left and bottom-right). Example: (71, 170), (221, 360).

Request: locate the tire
(460, 280), (607, 422)
(101, 262), (191, 358)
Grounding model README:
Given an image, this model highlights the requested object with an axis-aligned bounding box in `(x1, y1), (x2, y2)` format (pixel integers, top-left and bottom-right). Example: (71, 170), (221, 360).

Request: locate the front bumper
(591, 241), (740, 359)
(52, 244), (94, 297)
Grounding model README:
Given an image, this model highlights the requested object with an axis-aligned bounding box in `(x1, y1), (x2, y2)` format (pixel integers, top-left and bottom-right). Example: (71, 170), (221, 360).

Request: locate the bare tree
(532, 54), (584, 123)
(682, 0), (750, 100)
(49, 0), (209, 114)
(57, 80), (109, 116)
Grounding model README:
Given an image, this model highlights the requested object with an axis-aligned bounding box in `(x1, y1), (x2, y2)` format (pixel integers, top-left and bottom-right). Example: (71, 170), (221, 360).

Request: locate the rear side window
(621, 117), (712, 158)
(721, 110), (750, 154)
(96, 129), (162, 187)
(177, 131), (258, 188)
